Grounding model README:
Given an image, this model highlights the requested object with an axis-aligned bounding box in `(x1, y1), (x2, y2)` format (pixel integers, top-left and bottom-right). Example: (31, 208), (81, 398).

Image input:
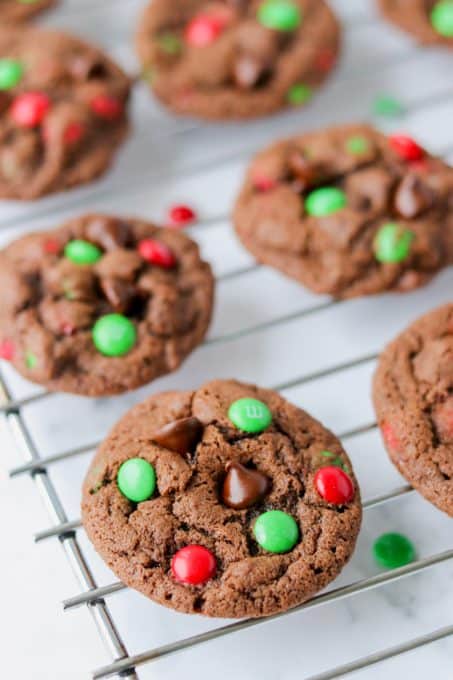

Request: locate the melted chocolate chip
(287, 151), (320, 190)
(86, 217), (132, 251)
(100, 277), (137, 313)
(394, 175), (433, 219)
(152, 417), (203, 454)
(222, 461), (271, 509)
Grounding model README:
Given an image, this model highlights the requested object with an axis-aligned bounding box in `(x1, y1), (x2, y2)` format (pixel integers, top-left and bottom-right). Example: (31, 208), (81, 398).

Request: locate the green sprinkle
(346, 135), (369, 155)
(25, 351), (37, 369)
(373, 533), (416, 569)
(287, 83), (312, 105)
(157, 33), (182, 55)
(373, 95), (405, 119)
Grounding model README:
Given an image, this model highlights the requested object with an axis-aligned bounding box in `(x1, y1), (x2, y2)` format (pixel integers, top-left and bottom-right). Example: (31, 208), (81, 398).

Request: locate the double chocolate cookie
(0, 0), (55, 23)
(83, 379), (362, 618)
(234, 124), (453, 298)
(136, 0), (340, 120)
(374, 304), (453, 517)
(379, 0), (453, 48)
(0, 214), (214, 396)
(0, 27), (130, 200)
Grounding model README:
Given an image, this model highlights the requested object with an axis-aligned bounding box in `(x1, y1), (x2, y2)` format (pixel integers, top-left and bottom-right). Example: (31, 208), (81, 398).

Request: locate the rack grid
(1, 1), (453, 678)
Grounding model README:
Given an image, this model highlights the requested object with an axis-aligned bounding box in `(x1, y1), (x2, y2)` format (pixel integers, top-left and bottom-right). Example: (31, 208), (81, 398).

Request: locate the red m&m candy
(185, 14), (226, 47)
(91, 94), (123, 121)
(138, 239), (177, 268)
(64, 122), (85, 145)
(171, 545), (217, 585)
(169, 204), (196, 227)
(314, 466), (354, 505)
(252, 174), (277, 192)
(43, 238), (61, 255)
(389, 134), (424, 162)
(381, 421), (402, 452)
(10, 92), (50, 128)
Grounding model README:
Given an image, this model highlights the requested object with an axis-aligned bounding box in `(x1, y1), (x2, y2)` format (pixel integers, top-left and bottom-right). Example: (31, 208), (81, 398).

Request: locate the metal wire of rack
(1, 1), (453, 678)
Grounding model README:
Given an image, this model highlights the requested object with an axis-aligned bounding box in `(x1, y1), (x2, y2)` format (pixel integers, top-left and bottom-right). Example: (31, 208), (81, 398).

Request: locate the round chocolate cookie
(0, 0), (55, 23)
(136, 0), (340, 120)
(234, 124), (453, 298)
(0, 26), (130, 200)
(378, 0), (453, 48)
(82, 379), (362, 618)
(374, 304), (453, 517)
(0, 214), (214, 396)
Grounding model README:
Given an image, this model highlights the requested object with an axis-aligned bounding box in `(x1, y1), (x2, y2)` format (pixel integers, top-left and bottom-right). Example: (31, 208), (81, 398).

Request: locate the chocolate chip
(152, 417), (203, 455)
(287, 151), (319, 190)
(394, 175), (433, 219)
(86, 217), (132, 251)
(222, 461), (271, 509)
(100, 277), (137, 313)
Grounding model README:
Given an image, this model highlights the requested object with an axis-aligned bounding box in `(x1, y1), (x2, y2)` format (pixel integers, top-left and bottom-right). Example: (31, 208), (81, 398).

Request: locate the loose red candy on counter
(169, 204), (196, 226)
(389, 134), (424, 162)
(138, 239), (177, 268)
(171, 545), (217, 585)
(10, 92), (50, 128)
(0, 339), (15, 361)
(185, 14), (226, 47)
(314, 465), (354, 504)
(91, 94), (123, 121)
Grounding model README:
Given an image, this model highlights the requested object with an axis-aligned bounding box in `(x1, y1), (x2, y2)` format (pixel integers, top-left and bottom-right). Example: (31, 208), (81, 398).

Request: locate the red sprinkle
(61, 323), (76, 336)
(168, 204), (197, 227)
(314, 466), (354, 505)
(252, 175), (277, 192)
(381, 421), (402, 452)
(138, 239), (177, 268)
(171, 545), (217, 585)
(64, 122), (85, 145)
(0, 339), (15, 361)
(316, 49), (336, 72)
(43, 238), (62, 255)
(10, 92), (51, 128)
(90, 95), (123, 121)
(185, 14), (226, 47)
(389, 134), (424, 162)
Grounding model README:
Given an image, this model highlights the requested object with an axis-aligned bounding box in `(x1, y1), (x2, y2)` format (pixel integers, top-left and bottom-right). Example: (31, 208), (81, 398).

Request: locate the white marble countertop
(1, 1), (452, 678)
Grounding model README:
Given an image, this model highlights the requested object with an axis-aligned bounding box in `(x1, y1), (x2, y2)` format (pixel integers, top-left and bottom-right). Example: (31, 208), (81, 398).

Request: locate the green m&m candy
(431, 0), (453, 37)
(157, 33), (182, 55)
(373, 532), (415, 569)
(254, 510), (299, 553)
(117, 458), (156, 502)
(305, 187), (346, 217)
(346, 135), (369, 155)
(287, 83), (312, 106)
(92, 313), (137, 357)
(228, 398), (272, 433)
(374, 222), (414, 263)
(258, 0), (302, 32)
(0, 59), (23, 90)
(65, 239), (102, 265)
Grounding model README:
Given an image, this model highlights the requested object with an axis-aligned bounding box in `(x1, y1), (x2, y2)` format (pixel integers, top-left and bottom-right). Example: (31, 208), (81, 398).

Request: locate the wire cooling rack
(1, 1), (453, 678)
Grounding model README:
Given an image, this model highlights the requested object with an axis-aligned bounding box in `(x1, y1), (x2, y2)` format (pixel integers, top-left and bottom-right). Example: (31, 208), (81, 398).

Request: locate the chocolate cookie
(0, 26), (130, 200)
(374, 304), (453, 517)
(0, 214), (214, 396)
(136, 0), (340, 120)
(82, 379), (362, 618)
(0, 0), (55, 23)
(234, 124), (453, 298)
(379, 0), (453, 48)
